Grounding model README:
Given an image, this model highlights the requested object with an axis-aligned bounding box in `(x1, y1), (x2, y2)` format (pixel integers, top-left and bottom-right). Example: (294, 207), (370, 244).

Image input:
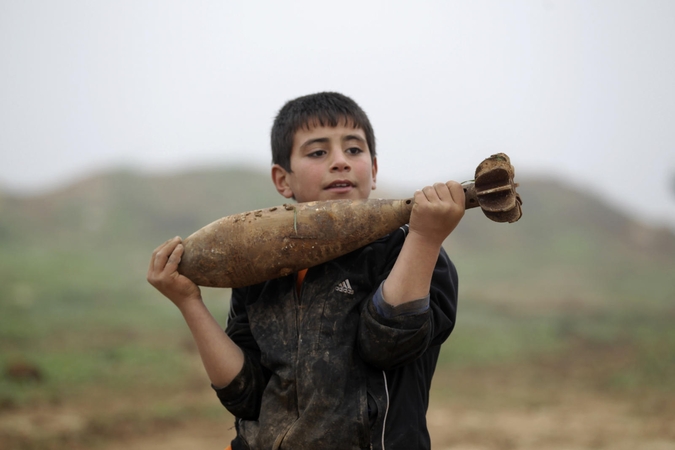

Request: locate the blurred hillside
(0, 168), (281, 250)
(1, 167), (674, 449)
(3, 167), (674, 259)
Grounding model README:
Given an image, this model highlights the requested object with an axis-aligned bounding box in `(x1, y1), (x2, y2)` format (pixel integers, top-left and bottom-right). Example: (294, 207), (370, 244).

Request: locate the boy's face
(272, 123), (378, 203)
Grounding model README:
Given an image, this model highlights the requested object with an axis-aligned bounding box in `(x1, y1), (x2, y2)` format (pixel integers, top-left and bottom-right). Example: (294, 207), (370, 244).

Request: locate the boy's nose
(330, 151), (350, 172)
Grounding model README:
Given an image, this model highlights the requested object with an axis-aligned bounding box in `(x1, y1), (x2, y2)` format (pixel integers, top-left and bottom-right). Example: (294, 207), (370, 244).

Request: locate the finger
(422, 185), (440, 202)
(148, 238), (173, 275)
(446, 181), (466, 206)
(152, 236), (178, 255)
(165, 243), (185, 271)
(413, 189), (427, 205)
(151, 237), (180, 272)
(433, 182), (452, 202)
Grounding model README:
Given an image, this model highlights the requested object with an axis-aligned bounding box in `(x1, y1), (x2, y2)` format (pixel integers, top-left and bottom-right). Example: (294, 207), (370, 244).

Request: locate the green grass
(0, 238), (237, 414)
(3, 243), (674, 408)
(439, 304), (564, 365)
(437, 291), (675, 396)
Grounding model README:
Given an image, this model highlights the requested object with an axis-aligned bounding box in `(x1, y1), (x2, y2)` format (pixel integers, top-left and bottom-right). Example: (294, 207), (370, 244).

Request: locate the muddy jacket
(214, 225), (458, 450)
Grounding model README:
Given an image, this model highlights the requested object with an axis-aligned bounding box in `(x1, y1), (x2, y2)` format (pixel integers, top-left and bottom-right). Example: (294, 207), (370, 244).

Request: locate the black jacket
(215, 225), (458, 449)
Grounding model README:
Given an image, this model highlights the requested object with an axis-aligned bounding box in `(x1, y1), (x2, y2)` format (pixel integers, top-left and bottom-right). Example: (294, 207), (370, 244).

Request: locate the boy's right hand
(408, 181), (465, 246)
(147, 237), (201, 308)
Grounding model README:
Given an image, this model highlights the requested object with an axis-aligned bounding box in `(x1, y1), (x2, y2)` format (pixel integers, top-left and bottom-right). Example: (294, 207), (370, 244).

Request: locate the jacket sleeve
(358, 243), (458, 370)
(212, 285), (270, 420)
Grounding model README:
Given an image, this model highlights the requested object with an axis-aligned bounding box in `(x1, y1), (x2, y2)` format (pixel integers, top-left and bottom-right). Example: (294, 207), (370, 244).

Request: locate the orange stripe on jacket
(296, 268), (308, 294)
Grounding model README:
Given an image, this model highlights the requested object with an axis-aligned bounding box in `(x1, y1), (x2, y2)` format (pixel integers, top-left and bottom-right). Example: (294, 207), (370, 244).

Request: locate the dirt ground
(96, 394), (675, 450)
(93, 402), (675, 450)
(427, 399), (675, 450)
(2, 362), (674, 450)
(4, 392), (673, 450)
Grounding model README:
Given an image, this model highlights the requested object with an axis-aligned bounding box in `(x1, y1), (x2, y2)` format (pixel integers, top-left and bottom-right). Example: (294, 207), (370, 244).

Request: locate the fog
(1, 0), (674, 228)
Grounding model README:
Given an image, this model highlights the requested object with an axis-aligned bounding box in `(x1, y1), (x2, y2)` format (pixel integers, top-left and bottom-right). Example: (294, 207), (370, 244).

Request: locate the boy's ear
(371, 157), (378, 190)
(271, 164), (295, 199)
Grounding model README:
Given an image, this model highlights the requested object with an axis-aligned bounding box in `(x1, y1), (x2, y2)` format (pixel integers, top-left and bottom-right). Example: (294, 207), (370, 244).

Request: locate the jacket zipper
(275, 273), (304, 449)
(381, 370), (390, 450)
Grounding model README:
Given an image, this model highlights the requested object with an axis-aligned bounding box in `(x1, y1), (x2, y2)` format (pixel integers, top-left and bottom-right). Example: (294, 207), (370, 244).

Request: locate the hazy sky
(2, 0), (674, 228)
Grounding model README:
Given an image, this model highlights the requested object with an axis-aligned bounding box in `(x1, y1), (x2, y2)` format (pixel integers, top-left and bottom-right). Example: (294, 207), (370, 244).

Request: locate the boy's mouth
(324, 180), (355, 192)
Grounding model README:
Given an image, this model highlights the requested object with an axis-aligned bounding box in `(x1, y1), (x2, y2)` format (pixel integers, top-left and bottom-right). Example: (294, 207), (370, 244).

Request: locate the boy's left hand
(408, 181), (465, 246)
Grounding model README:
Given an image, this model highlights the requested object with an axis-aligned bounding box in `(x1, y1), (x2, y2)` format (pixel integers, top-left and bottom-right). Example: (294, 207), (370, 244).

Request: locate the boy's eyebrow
(343, 134), (366, 144)
(300, 134), (366, 149)
(300, 137), (330, 149)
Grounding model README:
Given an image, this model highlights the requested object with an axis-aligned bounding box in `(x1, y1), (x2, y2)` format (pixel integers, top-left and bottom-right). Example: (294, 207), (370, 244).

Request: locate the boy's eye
(346, 147), (363, 155)
(308, 150), (326, 157)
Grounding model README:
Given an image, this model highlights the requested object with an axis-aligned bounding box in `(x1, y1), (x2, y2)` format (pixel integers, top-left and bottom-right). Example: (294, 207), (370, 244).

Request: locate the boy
(147, 92), (465, 449)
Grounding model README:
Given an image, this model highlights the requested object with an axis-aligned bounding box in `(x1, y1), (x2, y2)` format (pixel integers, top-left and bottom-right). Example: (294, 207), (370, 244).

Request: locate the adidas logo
(335, 279), (355, 295)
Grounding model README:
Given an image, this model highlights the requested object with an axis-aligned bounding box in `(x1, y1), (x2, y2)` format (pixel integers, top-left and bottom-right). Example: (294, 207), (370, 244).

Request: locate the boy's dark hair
(271, 92), (376, 172)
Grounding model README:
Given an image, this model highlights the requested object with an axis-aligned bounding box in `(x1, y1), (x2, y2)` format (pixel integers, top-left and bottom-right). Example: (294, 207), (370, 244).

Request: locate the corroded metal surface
(179, 198), (413, 288)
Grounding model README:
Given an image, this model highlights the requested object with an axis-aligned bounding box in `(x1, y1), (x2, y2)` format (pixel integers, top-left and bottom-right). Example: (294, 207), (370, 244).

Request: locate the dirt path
(3, 395), (674, 450)
(97, 397), (675, 450)
(102, 420), (235, 450)
(427, 401), (675, 450)
(3, 363), (674, 450)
